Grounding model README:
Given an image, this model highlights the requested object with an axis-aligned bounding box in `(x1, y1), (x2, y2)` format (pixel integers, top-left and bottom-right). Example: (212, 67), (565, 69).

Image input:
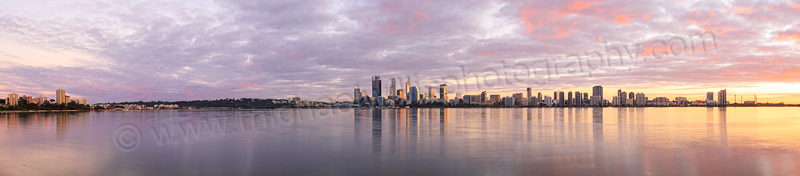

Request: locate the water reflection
(1, 108), (800, 175)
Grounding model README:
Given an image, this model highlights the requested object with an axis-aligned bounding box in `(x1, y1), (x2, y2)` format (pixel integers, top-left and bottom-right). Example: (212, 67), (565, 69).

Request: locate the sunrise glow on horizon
(1, 0), (799, 104)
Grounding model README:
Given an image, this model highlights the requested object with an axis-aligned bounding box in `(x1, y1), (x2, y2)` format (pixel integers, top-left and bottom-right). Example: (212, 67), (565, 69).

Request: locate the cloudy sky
(0, 0), (799, 104)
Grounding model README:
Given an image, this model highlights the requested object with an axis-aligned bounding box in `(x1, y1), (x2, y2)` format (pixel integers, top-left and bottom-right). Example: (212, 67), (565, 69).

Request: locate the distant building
(502, 96), (515, 106)
(405, 77), (411, 100)
(481, 91), (487, 102)
(675, 97), (688, 106)
(718, 89), (727, 105)
(6, 93), (18, 106)
(575, 91), (582, 106)
(544, 96), (553, 106)
(428, 86), (434, 99)
(410, 87), (419, 104)
(592, 85), (603, 101)
(537, 92), (543, 106)
(512, 93), (523, 106)
(558, 91), (565, 106)
(653, 97), (670, 106)
(372, 75), (381, 97)
(566, 92), (572, 105)
(354, 88), (362, 103)
(707, 92), (714, 101)
(396, 89), (405, 99)
(57, 88), (66, 104)
(590, 95), (602, 106)
(526, 87), (532, 106)
(21, 95), (33, 104)
(439, 84), (448, 101)
(490, 94), (500, 102)
(636, 93), (648, 106)
(390, 77), (396, 97)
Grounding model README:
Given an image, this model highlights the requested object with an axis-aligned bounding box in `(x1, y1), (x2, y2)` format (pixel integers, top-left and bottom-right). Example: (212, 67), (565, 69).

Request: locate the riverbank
(0, 110), (89, 113)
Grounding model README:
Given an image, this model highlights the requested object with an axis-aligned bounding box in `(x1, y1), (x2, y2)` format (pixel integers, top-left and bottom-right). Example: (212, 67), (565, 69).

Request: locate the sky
(0, 0), (799, 104)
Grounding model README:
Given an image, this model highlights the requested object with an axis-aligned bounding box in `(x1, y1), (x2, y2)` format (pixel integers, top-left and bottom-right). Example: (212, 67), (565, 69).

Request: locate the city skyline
(1, 0), (799, 104)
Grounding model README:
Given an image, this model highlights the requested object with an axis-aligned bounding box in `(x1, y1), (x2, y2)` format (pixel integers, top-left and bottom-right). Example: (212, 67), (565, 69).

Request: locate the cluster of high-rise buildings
(3, 88), (87, 106)
(353, 76), (733, 107)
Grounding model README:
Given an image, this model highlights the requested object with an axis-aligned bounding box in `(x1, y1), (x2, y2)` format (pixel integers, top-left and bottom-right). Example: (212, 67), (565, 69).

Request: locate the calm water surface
(1, 107), (799, 175)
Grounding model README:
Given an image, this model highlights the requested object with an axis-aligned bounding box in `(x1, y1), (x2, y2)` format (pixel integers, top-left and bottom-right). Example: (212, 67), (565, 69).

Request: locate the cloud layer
(0, 0), (798, 103)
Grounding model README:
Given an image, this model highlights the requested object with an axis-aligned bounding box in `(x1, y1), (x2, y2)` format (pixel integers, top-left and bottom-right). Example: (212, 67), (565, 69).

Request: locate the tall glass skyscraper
(372, 76), (381, 97)
(592, 85), (603, 101)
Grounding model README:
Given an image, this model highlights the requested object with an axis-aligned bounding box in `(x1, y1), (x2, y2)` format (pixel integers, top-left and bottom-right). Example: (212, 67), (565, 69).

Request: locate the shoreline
(0, 110), (89, 113)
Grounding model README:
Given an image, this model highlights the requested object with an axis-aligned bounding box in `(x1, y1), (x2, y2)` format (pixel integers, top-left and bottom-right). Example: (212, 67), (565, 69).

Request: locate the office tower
(617, 90), (625, 105)
(390, 77), (396, 96)
(411, 86), (419, 104)
(558, 91), (565, 106)
(396, 90), (405, 99)
(590, 96), (602, 106)
(526, 87), (532, 105)
(581, 92), (589, 105)
(636, 92), (647, 106)
(428, 86), (434, 99)
(554, 92), (558, 102)
(481, 91), (487, 102)
(406, 77), (411, 100)
(575, 91), (582, 106)
(513, 93), (523, 101)
(544, 96), (553, 106)
(592, 85), (603, 101)
(439, 84), (448, 101)
(57, 88), (66, 104)
(490, 94), (500, 102)
(372, 76), (381, 97)
(707, 92), (714, 101)
(567, 92), (573, 105)
(354, 88), (362, 102)
(6, 93), (18, 106)
(537, 92), (543, 106)
(718, 89), (727, 105)
(628, 92), (634, 100)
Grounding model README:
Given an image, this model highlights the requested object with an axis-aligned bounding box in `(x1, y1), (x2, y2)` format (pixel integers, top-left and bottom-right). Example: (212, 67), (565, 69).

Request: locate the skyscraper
(567, 91), (573, 106)
(354, 88), (362, 102)
(56, 88), (66, 104)
(537, 92), (542, 106)
(372, 76), (381, 97)
(718, 89), (727, 105)
(583, 93), (588, 104)
(558, 91), (565, 106)
(481, 91), (487, 102)
(396, 90), (405, 99)
(439, 84), (448, 101)
(406, 77), (411, 100)
(575, 91), (582, 106)
(526, 87), (532, 106)
(707, 92), (714, 101)
(592, 85), (603, 101)
(390, 77), (396, 97)
(410, 86), (419, 104)
(554, 91), (558, 103)
(428, 86), (434, 99)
